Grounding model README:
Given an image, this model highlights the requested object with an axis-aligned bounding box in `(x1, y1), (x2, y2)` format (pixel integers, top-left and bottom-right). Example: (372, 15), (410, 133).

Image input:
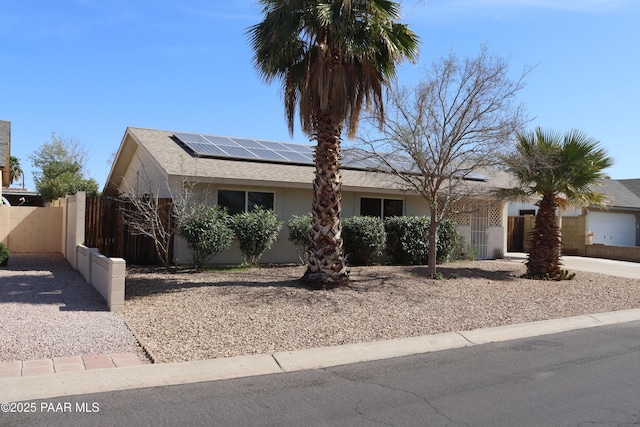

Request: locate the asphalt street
(4, 320), (640, 427)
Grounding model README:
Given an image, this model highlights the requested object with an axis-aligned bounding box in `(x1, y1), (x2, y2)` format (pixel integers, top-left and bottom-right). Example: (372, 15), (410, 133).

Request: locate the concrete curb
(3, 308), (640, 403)
(272, 332), (471, 372)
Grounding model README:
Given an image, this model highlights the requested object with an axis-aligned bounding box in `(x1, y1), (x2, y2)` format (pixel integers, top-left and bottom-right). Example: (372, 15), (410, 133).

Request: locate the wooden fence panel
(85, 196), (174, 265)
(507, 216), (525, 252)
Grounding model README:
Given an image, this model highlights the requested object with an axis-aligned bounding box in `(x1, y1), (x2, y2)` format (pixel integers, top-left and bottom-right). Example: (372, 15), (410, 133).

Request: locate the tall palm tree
(248, 0), (419, 287)
(504, 127), (613, 279)
(9, 156), (23, 186)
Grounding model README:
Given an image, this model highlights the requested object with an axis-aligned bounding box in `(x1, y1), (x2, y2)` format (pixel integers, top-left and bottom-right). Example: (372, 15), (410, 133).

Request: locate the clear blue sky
(1, 0), (638, 191)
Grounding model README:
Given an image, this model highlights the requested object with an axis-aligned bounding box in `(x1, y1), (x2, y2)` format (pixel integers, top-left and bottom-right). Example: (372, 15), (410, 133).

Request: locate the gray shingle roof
(618, 179), (640, 199)
(594, 179), (640, 210)
(108, 127), (514, 195)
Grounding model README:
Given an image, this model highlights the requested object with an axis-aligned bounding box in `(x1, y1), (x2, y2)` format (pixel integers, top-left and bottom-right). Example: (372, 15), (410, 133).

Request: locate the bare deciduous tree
(119, 172), (176, 272)
(118, 161), (201, 272)
(357, 45), (531, 278)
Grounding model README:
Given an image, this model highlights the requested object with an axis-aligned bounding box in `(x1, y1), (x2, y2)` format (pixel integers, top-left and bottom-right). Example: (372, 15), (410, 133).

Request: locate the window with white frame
(360, 197), (403, 219)
(218, 190), (275, 215)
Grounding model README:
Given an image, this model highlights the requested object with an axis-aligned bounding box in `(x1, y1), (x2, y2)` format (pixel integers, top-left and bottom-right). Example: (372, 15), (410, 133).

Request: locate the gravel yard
(124, 260), (640, 363)
(0, 254), (145, 363)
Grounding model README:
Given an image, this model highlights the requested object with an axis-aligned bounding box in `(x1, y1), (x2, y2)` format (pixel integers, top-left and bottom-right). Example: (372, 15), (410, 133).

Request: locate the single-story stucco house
(104, 127), (515, 265)
(508, 178), (640, 251)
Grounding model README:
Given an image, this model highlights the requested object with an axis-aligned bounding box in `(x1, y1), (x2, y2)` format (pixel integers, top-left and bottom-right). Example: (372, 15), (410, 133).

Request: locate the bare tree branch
(355, 45), (532, 278)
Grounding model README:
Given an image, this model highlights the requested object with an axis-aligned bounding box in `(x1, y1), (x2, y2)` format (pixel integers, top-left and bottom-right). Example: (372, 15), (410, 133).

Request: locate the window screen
(248, 191), (274, 211)
(218, 190), (245, 215)
(360, 198), (383, 217)
(218, 190), (275, 214)
(383, 199), (404, 218)
(360, 197), (403, 218)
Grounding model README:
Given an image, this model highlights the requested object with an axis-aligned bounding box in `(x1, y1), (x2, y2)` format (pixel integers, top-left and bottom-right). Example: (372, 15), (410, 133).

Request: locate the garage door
(588, 211), (637, 246)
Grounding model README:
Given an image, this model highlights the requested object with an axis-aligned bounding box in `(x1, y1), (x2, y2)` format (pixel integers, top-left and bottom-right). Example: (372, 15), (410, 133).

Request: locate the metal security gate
(470, 208), (489, 259)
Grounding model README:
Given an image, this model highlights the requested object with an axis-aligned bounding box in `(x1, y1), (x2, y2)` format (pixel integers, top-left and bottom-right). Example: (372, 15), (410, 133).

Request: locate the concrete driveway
(505, 252), (640, 279)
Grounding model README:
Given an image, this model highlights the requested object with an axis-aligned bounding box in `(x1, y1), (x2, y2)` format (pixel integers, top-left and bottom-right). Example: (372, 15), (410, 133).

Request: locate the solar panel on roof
(230, 138), (266, 149)
(175, 132), (209, 144)
(249, 148), (289, 161)
(277, 151), (313, 163)
(257, 140), (290, 151)
(173, 131), (488, 181)
(282, 143), (313, 154)
(190, 143), (228, 156)
(204, 135), (237, 146)
(222, 145), (260, 159)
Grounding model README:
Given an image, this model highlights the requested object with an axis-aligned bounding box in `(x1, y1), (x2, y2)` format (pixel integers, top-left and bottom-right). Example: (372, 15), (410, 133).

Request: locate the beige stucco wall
(172, 184), (436, 266)
(112, 150), (508, 264)
(117, 146), (170, 198)
(170, 183), (507, 265)
(0, 205), (63, 253)
(561, 215), (588, 255)
(521, 214), (589, 256)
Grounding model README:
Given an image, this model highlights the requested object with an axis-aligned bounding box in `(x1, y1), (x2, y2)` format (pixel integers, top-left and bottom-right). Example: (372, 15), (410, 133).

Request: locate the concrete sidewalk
(505, 252), (640, 279)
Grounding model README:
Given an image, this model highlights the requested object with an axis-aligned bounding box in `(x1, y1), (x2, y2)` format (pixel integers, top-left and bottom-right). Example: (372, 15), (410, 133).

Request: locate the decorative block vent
(447, 201), (471, 226)
(446, 201), (503, 227)
(489, 205), (502, 227)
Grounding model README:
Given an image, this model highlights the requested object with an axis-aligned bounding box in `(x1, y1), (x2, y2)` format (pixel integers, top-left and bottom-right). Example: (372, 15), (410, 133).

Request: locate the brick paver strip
(53, 356), (84, 366)
(110, 353), (145, 367)
(22, 359), (54, 368)
(54, 364), (86, 373)
(82, 354), (116, 370)
(0, 362), (22, 378)
(0, 361), (22, 369)
(0, 369), (22, 378)
(22, 365), (55, 376)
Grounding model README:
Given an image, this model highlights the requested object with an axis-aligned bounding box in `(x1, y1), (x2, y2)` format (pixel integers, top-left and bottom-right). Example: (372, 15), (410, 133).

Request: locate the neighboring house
(587, 179), (640, 246)
(104, 127), (514, 265)
(1, 188), (44, 207)
(508, 178), (640, 252)
(619, 179), (640, 203)
(0, 120), (10, 201)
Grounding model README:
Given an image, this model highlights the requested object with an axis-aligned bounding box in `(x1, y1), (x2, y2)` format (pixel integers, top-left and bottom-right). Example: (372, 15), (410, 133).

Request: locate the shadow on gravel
(126, 263), (523, 299)
(0, 253), (110, 312)
(125, 275), (307, 299)
(410, 265), (521, 281)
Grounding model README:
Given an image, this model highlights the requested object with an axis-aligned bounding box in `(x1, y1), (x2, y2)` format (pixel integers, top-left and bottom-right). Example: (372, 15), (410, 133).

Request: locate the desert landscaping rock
(0, 254), (145, 363)
(124, 260), (640, 363)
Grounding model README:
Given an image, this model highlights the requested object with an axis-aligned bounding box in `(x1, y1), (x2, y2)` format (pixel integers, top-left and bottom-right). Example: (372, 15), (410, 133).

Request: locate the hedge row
(288, 215), (463, 266)
(177, 205), (462, 269)
(178, 205), (282, 269)
(0, 242), (9, 267)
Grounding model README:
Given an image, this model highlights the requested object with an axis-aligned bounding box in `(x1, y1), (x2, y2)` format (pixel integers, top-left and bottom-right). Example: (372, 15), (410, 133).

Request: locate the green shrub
(178, 204), (233, 271)
(0, 242), (8, 267)
(287, 213), (312, 264)
(385, 216), (430, 265)
(384, 216), (462, 265)
(230, 207), (282, 266)
(436, 218), (463, 264)
(342, 216), (386, 265)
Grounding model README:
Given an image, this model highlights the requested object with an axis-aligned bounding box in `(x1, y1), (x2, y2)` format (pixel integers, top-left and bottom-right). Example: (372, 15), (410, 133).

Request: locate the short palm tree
(9, 156), (23, 186)
(248, 0), (419, 287)
(503, 127), (613, 279)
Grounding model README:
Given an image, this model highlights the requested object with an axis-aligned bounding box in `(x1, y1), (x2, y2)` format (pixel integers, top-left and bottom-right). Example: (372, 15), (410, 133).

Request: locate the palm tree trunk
(303, 114), (349, 289)
(526, 192), (561, 278)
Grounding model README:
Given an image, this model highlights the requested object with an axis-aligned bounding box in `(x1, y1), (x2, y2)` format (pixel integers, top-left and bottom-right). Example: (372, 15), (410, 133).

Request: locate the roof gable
(595, 179), (640, 210)
(104, 127), (514, 196)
